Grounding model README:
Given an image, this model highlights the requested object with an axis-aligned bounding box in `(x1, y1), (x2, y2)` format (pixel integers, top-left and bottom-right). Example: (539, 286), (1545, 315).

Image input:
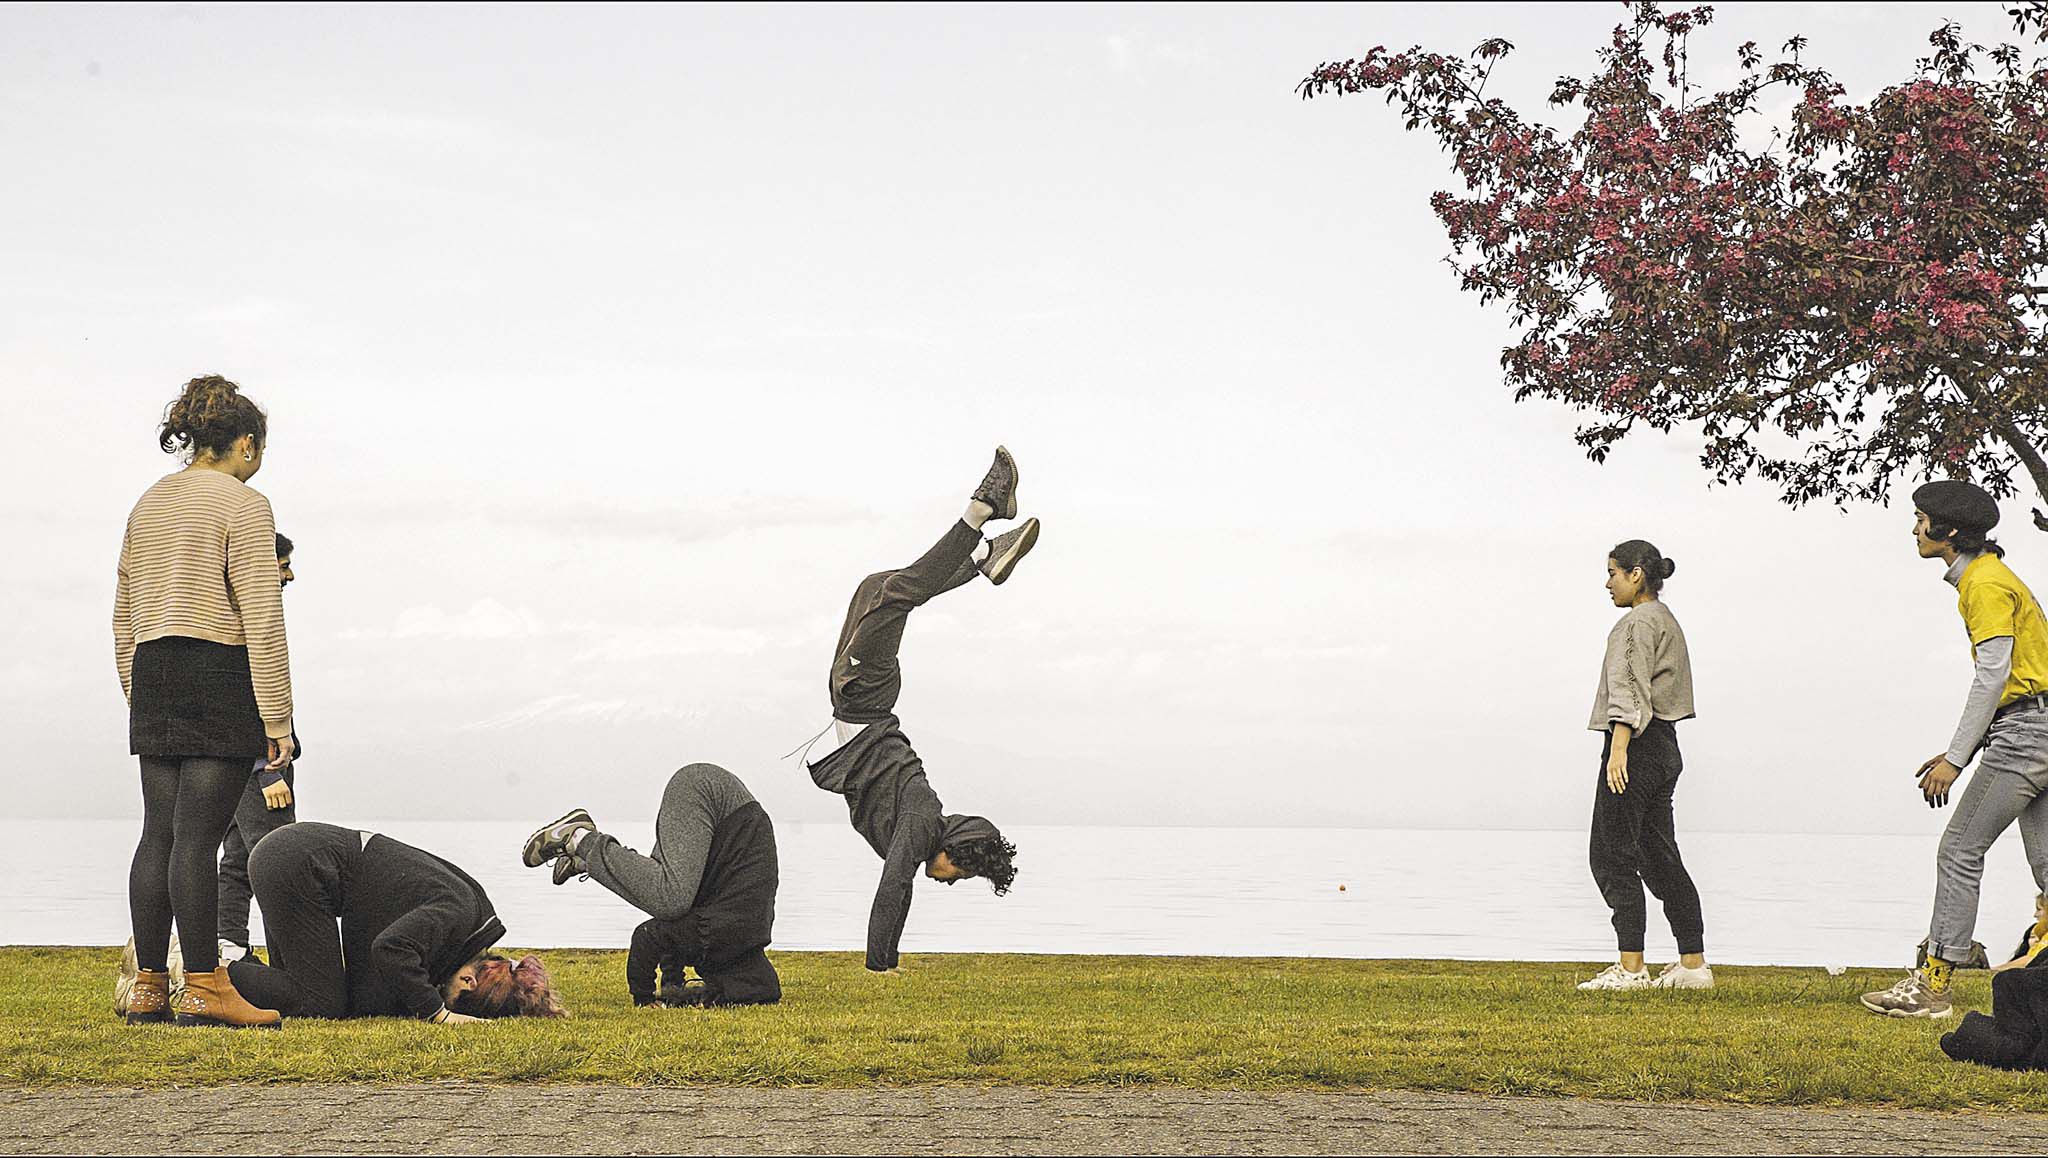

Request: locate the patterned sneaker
(1576, 964), (1652, 991)
(522, 808), (596, 868)
(971, 446), (1019, 521)
(1860, 970), (1954, 1019)
(979, 518), (1040, 586)
(1651, 962), (1715, 990)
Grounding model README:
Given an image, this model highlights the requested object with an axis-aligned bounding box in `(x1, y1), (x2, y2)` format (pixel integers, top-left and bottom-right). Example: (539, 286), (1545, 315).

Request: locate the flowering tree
(1301, 1), (2048, 525)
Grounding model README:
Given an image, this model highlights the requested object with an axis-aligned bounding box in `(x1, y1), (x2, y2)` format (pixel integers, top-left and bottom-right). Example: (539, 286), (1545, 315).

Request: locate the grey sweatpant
(583, 764), (756, 920)
(1930, 708), (2048, 963)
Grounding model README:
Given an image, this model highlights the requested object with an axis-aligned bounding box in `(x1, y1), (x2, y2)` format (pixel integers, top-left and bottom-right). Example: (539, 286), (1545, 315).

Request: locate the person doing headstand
(522, 763), (782, 1007)
(799, 446), (1030, 975)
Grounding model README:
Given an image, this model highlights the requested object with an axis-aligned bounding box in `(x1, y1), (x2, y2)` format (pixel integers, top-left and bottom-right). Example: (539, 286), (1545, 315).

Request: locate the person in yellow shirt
(1864, 480), (2048, 1020)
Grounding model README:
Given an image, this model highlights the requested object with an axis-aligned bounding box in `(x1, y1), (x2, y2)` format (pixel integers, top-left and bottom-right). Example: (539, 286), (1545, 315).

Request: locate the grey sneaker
(971, 446), (1019, 521)
(523, 808), (595, 868)
(552, 853), (587, 886)
(980, 518), (1040, 586)
(1860, 971), (1954, 1019)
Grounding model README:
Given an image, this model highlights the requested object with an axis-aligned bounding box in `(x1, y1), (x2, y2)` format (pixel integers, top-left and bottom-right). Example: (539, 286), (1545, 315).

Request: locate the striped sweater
(114, 470), (293, 737)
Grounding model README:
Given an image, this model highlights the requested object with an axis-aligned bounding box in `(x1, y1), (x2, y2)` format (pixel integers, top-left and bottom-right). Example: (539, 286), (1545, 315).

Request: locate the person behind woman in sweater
(216, 531), (300, 965)
(797, 447), (1027, 975)
(523, 763), (781, 1007)
(226, 821), (562, 1023)
(1862, 480), (2048, 1020)
(114, 375), (294, 1028)
(1577, 539), (1712, 992)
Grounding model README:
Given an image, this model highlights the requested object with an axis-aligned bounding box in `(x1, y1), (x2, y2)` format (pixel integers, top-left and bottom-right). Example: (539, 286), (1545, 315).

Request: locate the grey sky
(0, 2), (2020, 838)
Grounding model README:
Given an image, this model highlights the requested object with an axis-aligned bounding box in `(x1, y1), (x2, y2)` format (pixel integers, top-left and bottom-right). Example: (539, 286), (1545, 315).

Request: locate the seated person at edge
(228, 821), (563, 1023)
(217, 531), (300, 965)
(796, 446), (1028, 974)
(1939, 896), (2048, 1071)
(523, 762), (781, 1007)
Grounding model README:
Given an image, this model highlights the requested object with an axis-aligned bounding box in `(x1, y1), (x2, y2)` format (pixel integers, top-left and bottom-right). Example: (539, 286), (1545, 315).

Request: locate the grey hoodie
(809, 713), (999, 970)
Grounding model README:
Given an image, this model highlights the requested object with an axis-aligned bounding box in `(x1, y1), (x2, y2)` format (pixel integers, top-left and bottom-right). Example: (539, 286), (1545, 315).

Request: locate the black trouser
(129, 757), (251, 974)
(829, 519), (979, 722)
(1943, 965), (2048, 1070)
(1589, 719), (1705, 956)
(224, 822), (358, 1018)
(217, 764), (297, 948)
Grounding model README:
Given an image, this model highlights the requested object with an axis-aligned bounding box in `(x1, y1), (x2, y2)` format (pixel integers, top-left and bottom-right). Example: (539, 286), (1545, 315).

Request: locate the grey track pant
(1930, 708), (2048, 964)
(583, 764), (755, 921)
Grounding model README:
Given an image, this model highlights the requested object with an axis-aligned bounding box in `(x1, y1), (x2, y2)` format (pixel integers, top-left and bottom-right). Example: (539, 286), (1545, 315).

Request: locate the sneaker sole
(985, 518), (1039, 586)
(991, 446), (1018, 520)
(522, 809), (591, 868)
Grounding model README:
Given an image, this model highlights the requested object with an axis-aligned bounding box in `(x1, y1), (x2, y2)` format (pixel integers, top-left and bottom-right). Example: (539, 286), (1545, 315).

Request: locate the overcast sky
(0, 2), (2027, 839)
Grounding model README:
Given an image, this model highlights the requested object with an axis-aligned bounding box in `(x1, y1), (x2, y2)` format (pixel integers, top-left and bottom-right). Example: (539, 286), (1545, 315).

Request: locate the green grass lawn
(2, 947), (2043, 1109)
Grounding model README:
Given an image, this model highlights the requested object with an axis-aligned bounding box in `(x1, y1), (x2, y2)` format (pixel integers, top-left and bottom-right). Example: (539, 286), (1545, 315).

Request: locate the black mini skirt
(129, 636), (268, 760)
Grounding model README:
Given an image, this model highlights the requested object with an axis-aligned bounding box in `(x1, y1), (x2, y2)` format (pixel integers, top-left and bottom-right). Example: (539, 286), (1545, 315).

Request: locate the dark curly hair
(158, 374), (267, 460)
(944, 834), (1019, 896)
(1924, 521), (2006, 559)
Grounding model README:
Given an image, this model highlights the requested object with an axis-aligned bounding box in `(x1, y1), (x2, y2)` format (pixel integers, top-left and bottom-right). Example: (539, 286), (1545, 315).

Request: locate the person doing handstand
(798, 447), (1030, 975)
(523, 763), (782, 1007)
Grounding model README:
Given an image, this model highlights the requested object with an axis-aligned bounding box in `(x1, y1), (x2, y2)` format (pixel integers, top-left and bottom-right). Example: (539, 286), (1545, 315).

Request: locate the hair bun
(1662, 558), (1677, 579)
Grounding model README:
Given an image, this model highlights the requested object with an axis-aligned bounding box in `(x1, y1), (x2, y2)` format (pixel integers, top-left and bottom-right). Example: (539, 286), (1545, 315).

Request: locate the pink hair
(460, 953), (566, 1019)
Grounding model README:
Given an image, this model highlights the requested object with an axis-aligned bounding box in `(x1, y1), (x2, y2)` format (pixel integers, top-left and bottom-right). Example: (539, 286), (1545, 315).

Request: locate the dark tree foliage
(1303, 2), (2048, 524)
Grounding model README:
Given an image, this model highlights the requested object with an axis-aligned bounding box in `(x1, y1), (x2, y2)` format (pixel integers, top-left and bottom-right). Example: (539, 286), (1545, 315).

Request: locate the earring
(244, 452), (254, 462)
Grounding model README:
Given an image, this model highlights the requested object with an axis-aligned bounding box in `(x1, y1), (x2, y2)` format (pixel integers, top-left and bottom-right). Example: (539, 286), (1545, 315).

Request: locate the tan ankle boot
(173, 966), (281, 1029)
(123, 969), (171, 1025)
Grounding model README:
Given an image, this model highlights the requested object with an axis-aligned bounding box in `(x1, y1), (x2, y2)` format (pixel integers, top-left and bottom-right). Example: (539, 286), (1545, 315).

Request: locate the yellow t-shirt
(1957, 554), (2048, 706)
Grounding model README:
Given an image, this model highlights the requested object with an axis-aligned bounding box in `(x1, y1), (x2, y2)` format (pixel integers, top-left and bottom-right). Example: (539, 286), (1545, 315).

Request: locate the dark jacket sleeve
(370, 899), (468, 1020)
(866, 813), (940, 971)
(627, 919), (664, 1004)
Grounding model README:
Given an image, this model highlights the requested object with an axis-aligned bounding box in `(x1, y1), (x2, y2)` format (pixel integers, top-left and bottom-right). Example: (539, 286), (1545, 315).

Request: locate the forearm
(1946, 637), (2014, 768)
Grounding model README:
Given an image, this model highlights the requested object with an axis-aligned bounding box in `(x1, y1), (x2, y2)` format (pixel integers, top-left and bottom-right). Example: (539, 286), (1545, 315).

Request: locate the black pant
(829, 519), (979, 722)
(218, 764), (296, 947)
(1589, 720), (1705, 956)
(129, 756), (251, 974)
(1942, 963), (2048, 1070)
(225, 822), (358, 1019)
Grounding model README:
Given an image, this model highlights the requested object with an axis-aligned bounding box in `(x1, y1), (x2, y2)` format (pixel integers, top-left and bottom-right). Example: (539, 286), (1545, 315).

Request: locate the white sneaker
(1652, 961), (1715, 990)
(218, 939), (249, 965)
(1576, 963), (1652, 991)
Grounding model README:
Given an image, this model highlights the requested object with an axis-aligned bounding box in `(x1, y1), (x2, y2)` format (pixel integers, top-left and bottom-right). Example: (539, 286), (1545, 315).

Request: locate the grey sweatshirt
(807, 713), (999, 971)
(1588, 599), (1696, 733)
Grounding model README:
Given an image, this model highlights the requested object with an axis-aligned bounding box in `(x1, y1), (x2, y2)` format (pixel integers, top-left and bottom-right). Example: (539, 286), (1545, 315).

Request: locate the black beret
(1912, 480), (2000, 534)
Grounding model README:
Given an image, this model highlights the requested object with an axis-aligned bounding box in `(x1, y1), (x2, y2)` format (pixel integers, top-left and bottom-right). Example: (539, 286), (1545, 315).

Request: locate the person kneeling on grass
(524, 762), (781, 1007)
(224, 821), (562, 1023)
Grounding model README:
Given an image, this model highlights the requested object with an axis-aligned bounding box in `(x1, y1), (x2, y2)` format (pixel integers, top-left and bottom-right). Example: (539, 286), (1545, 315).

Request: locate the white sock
(972, 539), (990, 565)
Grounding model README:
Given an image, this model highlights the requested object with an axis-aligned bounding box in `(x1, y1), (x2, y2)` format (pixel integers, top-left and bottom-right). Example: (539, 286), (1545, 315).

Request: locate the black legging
(129, 756), (251, 974)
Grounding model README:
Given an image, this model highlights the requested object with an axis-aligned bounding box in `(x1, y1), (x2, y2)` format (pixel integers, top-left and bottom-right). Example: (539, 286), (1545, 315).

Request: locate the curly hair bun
(158, 374), (267, 458)
(1662, 558), (1677, 579)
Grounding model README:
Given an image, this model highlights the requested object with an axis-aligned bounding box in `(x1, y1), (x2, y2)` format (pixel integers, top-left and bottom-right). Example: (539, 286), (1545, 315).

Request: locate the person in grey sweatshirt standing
(797, 447), (1031, 974)
(1577, 539), (1711, 992)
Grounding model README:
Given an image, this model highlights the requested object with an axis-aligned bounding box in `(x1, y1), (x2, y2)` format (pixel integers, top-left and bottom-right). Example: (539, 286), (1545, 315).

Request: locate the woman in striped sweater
(113, 375), (295, 1029)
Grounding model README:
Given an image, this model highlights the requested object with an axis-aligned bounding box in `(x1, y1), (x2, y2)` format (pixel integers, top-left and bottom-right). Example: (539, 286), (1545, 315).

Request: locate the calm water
(4, 821), (2042, 968)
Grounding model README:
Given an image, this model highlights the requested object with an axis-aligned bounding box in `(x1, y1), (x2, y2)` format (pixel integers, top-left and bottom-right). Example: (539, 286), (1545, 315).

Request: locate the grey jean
(1930, 707), (2048, 963)
(218, 763), (296, 947)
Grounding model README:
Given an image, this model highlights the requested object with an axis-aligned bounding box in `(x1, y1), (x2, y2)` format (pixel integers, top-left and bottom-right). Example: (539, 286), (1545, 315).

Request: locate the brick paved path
(4, 1084), (2042, 1154)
